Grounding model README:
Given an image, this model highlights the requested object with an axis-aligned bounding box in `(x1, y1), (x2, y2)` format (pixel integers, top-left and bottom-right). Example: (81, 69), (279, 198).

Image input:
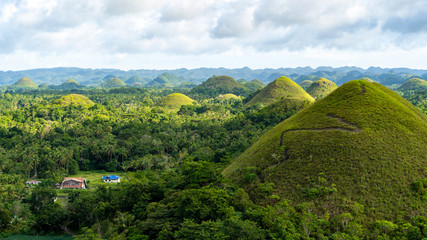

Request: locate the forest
(0, 74), (426, 240)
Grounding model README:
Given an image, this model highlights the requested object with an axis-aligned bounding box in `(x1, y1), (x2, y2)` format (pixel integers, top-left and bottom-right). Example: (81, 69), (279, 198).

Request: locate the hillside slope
(306, 78), (338, 100)
(224, 80), (427, 220)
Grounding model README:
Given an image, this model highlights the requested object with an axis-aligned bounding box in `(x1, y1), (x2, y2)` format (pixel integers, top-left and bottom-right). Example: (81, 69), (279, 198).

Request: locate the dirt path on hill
(279, 114), (361, 146)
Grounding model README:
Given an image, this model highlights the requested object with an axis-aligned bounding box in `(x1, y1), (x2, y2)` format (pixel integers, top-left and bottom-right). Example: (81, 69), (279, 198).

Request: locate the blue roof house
(102, 175), (121, 183)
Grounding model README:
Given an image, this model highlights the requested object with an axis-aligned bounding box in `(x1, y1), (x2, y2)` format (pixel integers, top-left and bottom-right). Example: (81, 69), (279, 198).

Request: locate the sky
(1, 0), (427, 71)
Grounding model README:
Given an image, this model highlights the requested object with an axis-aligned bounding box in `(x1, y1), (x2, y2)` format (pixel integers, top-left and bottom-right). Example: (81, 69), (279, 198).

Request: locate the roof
(102, 175), (121, 180)
(63, 177), (85, 182)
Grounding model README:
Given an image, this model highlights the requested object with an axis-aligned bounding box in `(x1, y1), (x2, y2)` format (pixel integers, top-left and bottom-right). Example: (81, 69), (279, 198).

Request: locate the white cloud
(1, 0), (427, 70)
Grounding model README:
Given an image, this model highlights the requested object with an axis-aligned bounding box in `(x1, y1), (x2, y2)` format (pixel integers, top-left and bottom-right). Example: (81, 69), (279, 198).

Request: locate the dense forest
(0, 74), (426, 240)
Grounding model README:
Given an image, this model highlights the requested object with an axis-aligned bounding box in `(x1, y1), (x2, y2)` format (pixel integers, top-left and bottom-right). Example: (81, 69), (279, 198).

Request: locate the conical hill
(160, 93), (194, 109)
(306, 78), (338, 100)
(224, 80), (427, 220)
(102, 78), (126, 88)
(299, 80), (313, 90)
(245, 76), (314, 107)
(52, 94), (94, 107)
(398, 78), (427, 92)
(12, 77), (38, 89)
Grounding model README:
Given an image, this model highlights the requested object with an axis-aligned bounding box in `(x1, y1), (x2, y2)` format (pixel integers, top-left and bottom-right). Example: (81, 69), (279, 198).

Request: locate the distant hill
(224, 80), (427, 220)
(244, 79), (265, 91)
(125, 75), (148, 85)
(190, 75), (250, 98)
(58, 78), (82, 90)
(10, 77), (38, 90)
(102, 78), (126, 88)
(160, 93), (195, 109)
(398, 78), (427, 92)
(306, 78), (338, 100)
(299, 80), (313, 90)
(52, 94), (94, 107)
(146, 72), (182, 88)
(245, 76), (314, 107)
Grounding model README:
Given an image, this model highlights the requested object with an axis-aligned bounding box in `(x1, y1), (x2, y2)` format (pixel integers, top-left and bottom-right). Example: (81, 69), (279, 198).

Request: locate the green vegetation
(299, 80), (313, 89)
(102, 78), (126, 88)
(58, 79), (81, 90)
(306, 77), (338, 100)
(398, 77), (427, 92)
(224, 80), (427, 221)
(0, 77), (426, 239)
(146, 72), (181, 88)
(159, 93), (195, 109)
(245, 76), (315, 107)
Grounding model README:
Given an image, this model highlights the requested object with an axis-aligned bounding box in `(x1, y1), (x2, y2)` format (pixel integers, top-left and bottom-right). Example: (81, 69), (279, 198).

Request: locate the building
(102, 175), (121, 183)
(61, 177), (87, 189)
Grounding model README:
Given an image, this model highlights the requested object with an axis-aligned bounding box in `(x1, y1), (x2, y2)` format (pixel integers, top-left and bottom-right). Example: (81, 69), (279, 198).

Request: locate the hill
(10, 77), (38, 89)
(160, 93), (195, 109)
(58, 78), (82, 90)
(217, 93), (241, 100)
(245, 76), (314, 107)
(224, 80), (427, 220)
(306, 78), (338, 100)
(398, 78), (427, 92)
(244, 79), (265, 91)
(299, 80), (313, 90)
(102, 78), (126, 88)
(146, 72), (182, 88)
(190, 75), (249, 98)
(52, 94), (95, 107)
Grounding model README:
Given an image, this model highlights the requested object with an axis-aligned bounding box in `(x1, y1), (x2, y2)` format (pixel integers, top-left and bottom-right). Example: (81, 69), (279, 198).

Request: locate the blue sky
(1, 0), (427, 70)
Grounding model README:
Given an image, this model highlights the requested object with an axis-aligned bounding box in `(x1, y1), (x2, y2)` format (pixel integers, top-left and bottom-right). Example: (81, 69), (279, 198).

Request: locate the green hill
(190, 75), (249, 98)
(299, 80), (313, 90)
(11, 77), (38, 89)
(102, 78), (126, 88)
(160, 93), (195, 109)
(146, 72), (182, 88)
(245, 76), (314, 107)
(306, 78), (338, 100)
(52, 94), (95, 107)
(398, 78), (427, 92)
(125, 76), (148, 85)
(244, 79), (266, 91)
(224, 80), (427, 220)
(59, 78), (82, 90)
(217, 93), (241, 100)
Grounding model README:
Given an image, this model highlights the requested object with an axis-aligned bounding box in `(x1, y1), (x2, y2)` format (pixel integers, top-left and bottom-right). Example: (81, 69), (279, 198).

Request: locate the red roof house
(60, 177), (87, 189)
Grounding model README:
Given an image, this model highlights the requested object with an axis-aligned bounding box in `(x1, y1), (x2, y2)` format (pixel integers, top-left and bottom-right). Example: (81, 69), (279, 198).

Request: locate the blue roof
(102, 175), (121, 180)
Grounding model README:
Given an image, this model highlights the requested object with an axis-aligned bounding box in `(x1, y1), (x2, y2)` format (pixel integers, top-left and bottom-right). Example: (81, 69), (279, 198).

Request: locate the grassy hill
(160, 93), (195, 109)
(245, 76), (314, 107)
(398, 78), (427, 92)
(299, 80), (313, 90)
(190, 75), (249, 98)
(244, 79), (266, 91)
(102, 78), (126, 88)
(146, 72), (181, 88)
(306, 77), (338, 100)
(10, 77), (38, 89)
(224, 80), (427, 220)
(217, 93), (241, 100)
(58, 78), (82, 90)
(52, 94), (95, 107)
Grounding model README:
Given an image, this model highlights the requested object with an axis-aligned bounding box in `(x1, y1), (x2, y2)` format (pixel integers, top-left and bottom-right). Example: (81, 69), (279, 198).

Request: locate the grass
(245, 76), (315, 107)
(4, 235), (72, 240)
(12, 77), (38, 88)
(224, 80), (427, 221)
(52, 94), (94, 107)
(299, 80), (313, 89)
(102, 78), (126, 88)
(306, 77), (338, 100)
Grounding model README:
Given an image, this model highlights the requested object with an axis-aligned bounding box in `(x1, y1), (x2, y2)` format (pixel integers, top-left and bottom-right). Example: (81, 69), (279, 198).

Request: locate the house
(60, 177), (87, 189)
(102, 175), (121, 183)
(26, 180), (41, 185)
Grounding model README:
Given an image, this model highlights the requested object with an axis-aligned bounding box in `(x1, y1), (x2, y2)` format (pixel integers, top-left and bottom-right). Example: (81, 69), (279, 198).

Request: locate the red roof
(62, 177), (86, 188)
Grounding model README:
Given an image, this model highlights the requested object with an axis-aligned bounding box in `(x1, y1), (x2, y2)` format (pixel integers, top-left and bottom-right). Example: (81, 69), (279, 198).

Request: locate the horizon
(1, 1), (427, 71)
